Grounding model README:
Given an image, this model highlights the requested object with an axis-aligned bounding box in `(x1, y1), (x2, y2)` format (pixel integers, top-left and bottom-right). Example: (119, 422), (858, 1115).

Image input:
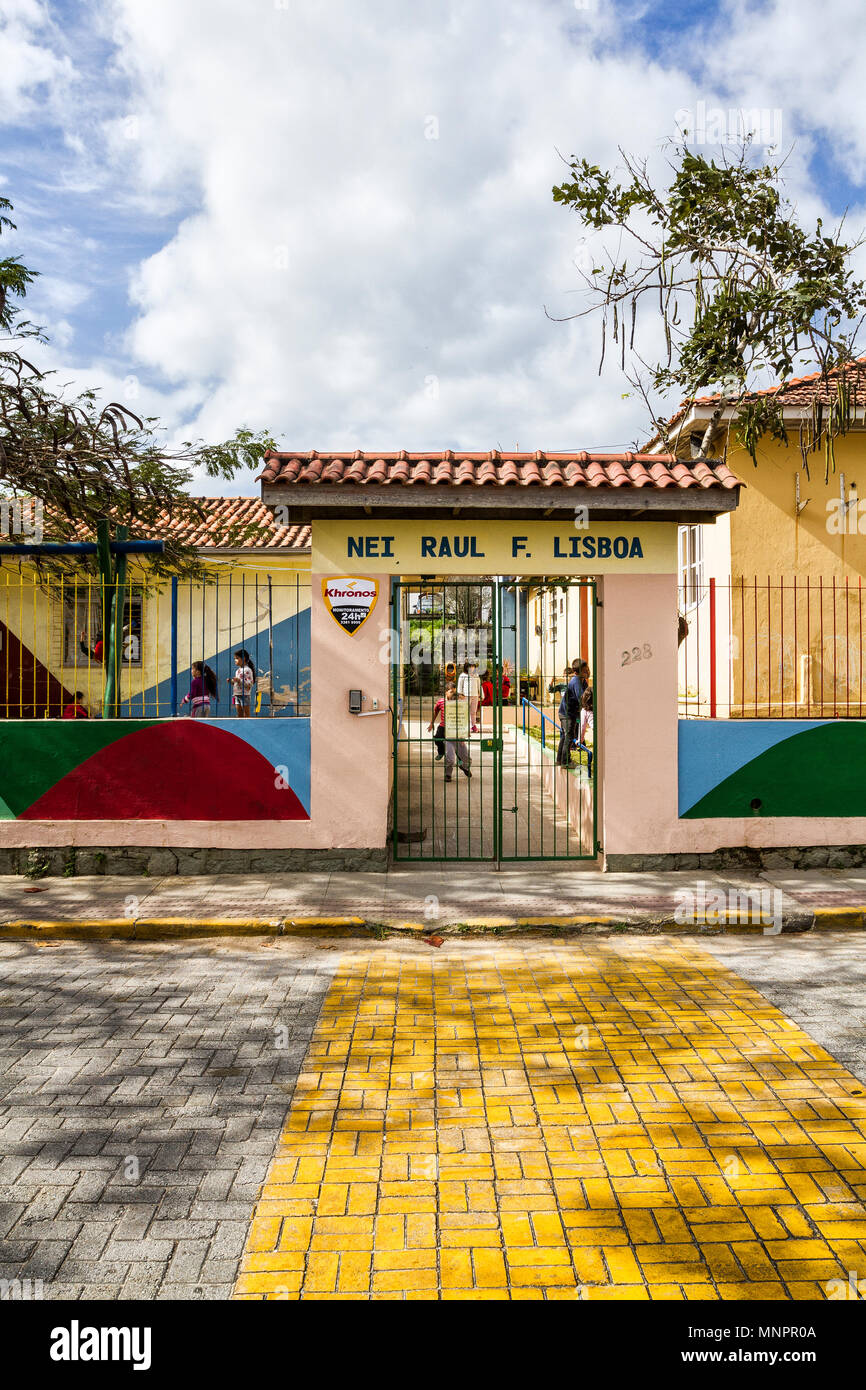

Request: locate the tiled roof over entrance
(259, 450), (738, 491)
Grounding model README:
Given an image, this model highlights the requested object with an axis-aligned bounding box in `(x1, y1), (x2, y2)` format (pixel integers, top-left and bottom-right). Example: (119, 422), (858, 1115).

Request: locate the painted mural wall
(0, 718), (310, 821)
(0, 558), (311, 720)
(679, 717), (866, 818)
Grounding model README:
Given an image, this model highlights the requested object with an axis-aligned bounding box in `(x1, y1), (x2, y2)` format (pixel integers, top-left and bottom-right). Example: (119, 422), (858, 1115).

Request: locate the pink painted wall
(9, 560), (866, 859)
(598, 572), (680, 857)
(599, 571), (866, 856)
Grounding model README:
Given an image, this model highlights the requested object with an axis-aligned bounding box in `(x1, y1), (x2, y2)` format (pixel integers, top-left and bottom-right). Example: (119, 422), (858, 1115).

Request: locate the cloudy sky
(2, 0), (866, 493)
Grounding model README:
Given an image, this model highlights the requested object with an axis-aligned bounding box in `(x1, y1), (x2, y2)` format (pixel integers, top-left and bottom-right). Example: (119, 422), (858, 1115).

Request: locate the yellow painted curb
(133, 918), (281, 938)
(0, 919), (134, 939)
(813, 906), (866, 929)
(282, 917), (366, 933)
(2, 907), (860, 942)
(443, 917), (514, 929)
(518, 915), (617, 927)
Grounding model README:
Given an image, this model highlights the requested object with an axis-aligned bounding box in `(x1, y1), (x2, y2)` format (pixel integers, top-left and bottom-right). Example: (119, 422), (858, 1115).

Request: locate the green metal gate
(390, 577), (597, 862)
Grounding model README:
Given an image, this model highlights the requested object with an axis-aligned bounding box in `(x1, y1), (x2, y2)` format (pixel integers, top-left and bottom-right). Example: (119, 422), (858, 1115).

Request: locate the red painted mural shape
(0, 620), (76, 718)
(19, 721), (308, 820)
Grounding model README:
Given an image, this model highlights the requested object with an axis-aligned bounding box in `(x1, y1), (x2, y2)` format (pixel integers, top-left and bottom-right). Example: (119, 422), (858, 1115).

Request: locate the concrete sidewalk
(2, 864), (866, 936)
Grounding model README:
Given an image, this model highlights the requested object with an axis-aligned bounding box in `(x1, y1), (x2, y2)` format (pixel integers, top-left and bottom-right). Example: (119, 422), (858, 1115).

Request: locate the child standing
(444, 683), (469, 783)
(426, 684), (452, 760)
(577, 684), (594, 777)
(227, 649), (256, 718)
(181, 662), (218, 718)
(458, 661), (482, 733)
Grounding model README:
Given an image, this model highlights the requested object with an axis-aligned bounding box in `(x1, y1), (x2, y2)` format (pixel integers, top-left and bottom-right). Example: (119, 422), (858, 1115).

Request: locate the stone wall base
(5, 846), (388, 877)
(604, 844), (866, 873)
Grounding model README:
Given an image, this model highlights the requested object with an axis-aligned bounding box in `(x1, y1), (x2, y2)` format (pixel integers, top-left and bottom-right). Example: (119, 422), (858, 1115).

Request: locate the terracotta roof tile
(653, 357), (866, 445)
(60, 497), (309, 550)
(259, 450), (738, 492)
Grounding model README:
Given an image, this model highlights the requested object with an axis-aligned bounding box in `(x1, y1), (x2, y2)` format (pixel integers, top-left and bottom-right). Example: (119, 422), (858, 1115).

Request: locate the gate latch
(481, 737), (502, 752)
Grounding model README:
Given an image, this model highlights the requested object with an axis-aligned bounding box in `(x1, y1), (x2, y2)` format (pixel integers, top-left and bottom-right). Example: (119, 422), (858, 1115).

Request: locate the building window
(678, 525), (704, 609)
(64, 591), (143, 667)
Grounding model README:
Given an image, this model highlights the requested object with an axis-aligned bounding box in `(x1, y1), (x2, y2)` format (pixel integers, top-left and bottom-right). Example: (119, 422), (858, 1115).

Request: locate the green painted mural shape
(2, 721), (156, 818)
(683, 721), (866, 818)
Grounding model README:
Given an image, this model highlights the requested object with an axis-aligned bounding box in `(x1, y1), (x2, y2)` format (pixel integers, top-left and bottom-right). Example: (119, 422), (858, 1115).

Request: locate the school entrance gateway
(391, 577), (597, 862)
(260, 448), (740, 870)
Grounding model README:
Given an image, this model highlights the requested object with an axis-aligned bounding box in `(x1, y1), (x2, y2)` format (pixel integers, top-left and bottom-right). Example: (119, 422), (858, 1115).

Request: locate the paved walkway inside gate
(394, 717), (592, 860)
(234, 938), (866, 1300)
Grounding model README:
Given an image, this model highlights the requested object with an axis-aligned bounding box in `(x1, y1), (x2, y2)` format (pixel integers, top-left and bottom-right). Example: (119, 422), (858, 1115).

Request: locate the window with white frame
(678, 524), (704, 609)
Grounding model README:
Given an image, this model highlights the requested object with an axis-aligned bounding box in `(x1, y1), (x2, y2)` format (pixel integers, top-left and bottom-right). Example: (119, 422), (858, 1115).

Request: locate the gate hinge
(595, 599), (603, 608)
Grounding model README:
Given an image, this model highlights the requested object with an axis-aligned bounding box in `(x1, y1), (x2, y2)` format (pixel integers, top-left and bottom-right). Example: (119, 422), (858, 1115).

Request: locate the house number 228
(621, 644), (652, 665)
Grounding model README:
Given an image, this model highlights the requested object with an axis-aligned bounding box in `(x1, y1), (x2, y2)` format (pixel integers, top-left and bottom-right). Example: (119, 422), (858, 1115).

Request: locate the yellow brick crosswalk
(234, 940), (866, 1300)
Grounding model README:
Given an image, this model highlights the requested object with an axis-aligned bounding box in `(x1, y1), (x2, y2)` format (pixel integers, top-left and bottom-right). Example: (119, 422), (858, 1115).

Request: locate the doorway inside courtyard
(391, 577), (597, 862)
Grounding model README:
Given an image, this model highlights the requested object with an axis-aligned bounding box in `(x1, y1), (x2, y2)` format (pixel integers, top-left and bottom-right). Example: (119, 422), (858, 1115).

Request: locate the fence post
(170, 577), (178, 717)
(709, 576), (717, 719)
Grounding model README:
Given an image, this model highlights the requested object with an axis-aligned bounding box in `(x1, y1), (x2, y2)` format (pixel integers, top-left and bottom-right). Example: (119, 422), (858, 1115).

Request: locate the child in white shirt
(458, 662), (482, 733)
(228, 649), (255, 718)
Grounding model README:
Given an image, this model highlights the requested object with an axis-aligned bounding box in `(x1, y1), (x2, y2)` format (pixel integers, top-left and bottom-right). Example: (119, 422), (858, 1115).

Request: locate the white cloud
(103, 0), (688, 464)
(704, 0), (866, 183)
(4, 0), (866, 497)
(0, 0), (73, 121)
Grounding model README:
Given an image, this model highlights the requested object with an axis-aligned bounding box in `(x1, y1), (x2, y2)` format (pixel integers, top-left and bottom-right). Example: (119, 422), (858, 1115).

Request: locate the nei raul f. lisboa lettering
(344, 534), (644, 559)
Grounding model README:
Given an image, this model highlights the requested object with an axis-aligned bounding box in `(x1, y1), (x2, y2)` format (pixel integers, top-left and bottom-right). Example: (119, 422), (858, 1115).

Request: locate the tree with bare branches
(551, 142), (866, 479)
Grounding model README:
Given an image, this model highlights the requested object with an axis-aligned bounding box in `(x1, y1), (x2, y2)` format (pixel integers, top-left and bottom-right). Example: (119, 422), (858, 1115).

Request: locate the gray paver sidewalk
(1, 865), (866, 928)
(0, 938), (337, 1299)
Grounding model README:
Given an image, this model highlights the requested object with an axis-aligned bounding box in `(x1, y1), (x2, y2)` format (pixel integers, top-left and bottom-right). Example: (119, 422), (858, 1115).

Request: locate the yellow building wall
(699, 431), (866, 716)
(723, 431), (866, 579)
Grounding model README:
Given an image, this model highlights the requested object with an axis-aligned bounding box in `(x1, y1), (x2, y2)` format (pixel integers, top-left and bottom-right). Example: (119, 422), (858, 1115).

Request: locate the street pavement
(0, 937), (338, 1299)
(1, 932), (864, 1300)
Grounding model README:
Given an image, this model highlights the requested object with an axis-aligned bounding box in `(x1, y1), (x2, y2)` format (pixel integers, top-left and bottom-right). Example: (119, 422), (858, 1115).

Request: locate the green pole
(96, 519), (114, 720)
(101, 522), (129, 720)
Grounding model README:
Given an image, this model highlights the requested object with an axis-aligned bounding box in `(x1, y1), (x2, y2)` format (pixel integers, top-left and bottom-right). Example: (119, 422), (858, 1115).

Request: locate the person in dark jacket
(556, 660), (589, 766)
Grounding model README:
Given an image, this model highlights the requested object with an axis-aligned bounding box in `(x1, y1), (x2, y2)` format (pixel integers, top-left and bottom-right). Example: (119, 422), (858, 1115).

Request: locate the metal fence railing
(679, 576), (866, 719)
(0, 570), (311, 719)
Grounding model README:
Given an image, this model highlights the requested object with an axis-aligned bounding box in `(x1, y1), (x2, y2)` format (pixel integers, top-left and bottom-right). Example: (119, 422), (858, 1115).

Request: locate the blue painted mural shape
(679, 718), (866, 818)
(120, 608), (310, 718)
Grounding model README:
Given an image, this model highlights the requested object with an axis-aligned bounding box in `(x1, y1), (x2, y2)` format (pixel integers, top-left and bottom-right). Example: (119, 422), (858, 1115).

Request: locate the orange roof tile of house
(61, 497), (309, 549)
(657, 357), (866, 443)
(154, 497), (309, 548)
(259, 450), (738, 491)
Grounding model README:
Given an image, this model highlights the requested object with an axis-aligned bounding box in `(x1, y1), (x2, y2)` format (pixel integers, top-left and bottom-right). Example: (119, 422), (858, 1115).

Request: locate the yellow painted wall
(721, 432), (866, 579)
(688, 431), (866, 717)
